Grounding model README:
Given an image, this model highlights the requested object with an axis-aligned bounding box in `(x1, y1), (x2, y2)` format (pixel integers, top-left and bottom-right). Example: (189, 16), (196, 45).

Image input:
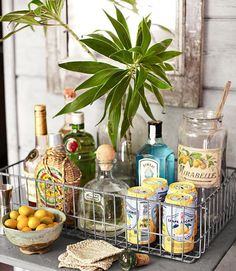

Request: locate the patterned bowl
(2, 207), (66, 254)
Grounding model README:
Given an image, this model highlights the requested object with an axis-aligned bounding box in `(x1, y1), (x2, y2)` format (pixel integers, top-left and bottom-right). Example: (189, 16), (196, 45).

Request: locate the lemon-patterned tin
(168, 181), (197, 235)
(162, 193), (195, 254)
(126, 187), (156, 245)
(142, 177), (168, 202)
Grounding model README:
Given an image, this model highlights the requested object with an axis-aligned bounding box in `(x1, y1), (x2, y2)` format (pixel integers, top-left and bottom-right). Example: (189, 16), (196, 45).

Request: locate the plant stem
(54, 15), (97, 61)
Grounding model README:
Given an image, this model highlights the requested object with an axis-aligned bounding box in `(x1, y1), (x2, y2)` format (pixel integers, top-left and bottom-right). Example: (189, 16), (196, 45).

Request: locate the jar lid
(165, 193), (193, 206)
(169, 181), (196, 194)
(128, 186), (155, 198)
(142, 177), (168, 190)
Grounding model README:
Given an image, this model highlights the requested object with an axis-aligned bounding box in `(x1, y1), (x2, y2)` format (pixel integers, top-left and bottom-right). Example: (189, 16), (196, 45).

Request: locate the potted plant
(0, 0), (181, 148)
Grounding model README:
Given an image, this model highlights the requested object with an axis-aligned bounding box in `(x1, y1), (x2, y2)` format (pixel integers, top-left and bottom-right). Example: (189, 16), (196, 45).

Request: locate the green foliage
(57, 7), (181, 148)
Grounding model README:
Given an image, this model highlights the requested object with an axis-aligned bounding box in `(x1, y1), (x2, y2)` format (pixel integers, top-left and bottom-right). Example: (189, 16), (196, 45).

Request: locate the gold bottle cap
(34, 104), (47, 136)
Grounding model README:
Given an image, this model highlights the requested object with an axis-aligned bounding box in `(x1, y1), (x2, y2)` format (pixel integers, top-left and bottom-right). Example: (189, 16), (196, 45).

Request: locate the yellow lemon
(9, 210), (19, 220)
(18, 206), (34, 217)
(17, 214), (28, 222)
(17, 217), (29, 230)
(4, 219), (17, 229)
(21, 226), (32, 232)
(47, 212), (55, 221)
(36, 224), (48, 231)
(34, 209), (48, 220)
(53, 222), (59, 226)
(40, 216), (53, 225)
(28, 217), (40, 229)
(47, 223), (54, 228)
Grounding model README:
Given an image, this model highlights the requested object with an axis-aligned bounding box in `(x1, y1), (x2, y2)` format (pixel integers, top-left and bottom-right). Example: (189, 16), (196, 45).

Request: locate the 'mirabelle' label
(178, 144), (221, 188)
(139, 158), (159, 185)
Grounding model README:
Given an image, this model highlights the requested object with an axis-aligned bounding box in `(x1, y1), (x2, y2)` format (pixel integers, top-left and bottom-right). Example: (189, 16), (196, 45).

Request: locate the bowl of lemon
(2, 205), (66, 254)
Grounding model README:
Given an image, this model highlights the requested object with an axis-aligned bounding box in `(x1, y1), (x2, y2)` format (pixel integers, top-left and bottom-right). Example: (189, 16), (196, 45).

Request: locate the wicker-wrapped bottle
(34, 133), (81, 216)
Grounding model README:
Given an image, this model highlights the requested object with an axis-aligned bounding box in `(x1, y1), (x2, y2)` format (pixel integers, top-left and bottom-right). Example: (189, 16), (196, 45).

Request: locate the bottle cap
(96, 144), (116, 171)
(165, 193), (194, 206)
(63, 88), (76, 99)
(48, 133), (63, 148)
(148, 121), (162, 140)
(71, 112), (84, 125)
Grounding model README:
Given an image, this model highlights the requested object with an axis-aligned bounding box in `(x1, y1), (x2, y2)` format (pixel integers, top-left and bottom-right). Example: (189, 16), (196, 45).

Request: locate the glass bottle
(136, 121), (175, 186)
(63, 111), (96, 186)
(23, 104), (48, 207)
(78, 144), (129, 236)
(97, 113), (147, 187)
(59, 88), (76, 137)
(178, 110), (227, 189)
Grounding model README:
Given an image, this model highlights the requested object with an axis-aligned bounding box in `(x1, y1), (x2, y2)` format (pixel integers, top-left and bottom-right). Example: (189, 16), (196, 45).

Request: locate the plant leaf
(104, 10), (132, 49)
(141, 18), (151, 53)
(88, 33), (120, 50)
(146, 39), (172, 55)
(163, 62), (175, 71)
(135, 66), (148, 91)
(109, 75), (131, 114)
(76, 68), (122, 90)
(145, 64), (172, 85)
(147, 74), (172, 90)
(109, 49), (133, 64)
(138, 86), (156, 121)
(95, 30), (124, 49)
(156, 24), (174, 35)
(115, 6), (130, 39)
(145, 83), (165, 107)
(59, 61), (117, 74)
(108, 101), (121, 148)
(158, 51), (182, 61)
(81, 38), (118, 58)
(0, 24), (30, 42)
(141, 55), (162, 64)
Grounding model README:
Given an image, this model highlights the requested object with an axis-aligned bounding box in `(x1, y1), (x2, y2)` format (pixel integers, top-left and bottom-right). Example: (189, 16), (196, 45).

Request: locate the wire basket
(0, 161), (236, 263)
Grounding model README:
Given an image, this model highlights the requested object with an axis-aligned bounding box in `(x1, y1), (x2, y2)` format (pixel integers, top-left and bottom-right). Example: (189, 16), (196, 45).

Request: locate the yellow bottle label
(178, 144), (221, 188)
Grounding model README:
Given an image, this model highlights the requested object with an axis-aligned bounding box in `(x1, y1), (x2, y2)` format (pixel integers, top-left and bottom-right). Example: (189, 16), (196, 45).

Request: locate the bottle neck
(148, 136), (164, 145)
(97, 162), (113, 180)
(35, 134), (47, 149)
(71, 123), (84, 132)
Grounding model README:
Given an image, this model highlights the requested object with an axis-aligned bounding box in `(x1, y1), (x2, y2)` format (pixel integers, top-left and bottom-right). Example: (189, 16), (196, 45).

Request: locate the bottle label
(24, 170), (36, 203)
(65, 138), (79, 153)
(139, 158), (159, 186)
(178, 144), (221, 188)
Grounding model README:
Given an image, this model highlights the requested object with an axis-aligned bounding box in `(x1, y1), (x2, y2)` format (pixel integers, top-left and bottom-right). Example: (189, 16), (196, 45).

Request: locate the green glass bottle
(63, 112), (96, 186)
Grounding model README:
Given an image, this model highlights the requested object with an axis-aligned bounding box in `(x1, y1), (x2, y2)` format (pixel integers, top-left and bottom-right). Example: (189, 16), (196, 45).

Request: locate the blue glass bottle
(136, 121), (175, 185)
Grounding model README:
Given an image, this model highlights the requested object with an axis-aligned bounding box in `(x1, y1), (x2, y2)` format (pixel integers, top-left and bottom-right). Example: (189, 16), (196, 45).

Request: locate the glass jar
(178, 110), (227, 189)
(97, 113), (147, 187)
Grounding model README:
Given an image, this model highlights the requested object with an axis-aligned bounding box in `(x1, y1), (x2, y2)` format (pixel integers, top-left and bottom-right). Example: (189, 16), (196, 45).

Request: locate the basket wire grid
(0, 161), (236, 263)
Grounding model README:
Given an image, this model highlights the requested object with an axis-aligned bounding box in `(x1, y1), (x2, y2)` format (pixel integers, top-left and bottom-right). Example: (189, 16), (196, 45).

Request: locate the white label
(24, 170), (36, 203)
(139, 158), (159, 185)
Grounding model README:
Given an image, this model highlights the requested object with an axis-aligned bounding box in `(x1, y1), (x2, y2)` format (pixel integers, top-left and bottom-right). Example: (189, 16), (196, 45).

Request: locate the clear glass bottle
(97, 113), (147, 187)
(136, 121), (175, 186)
(78, 144), (129, 236)
(23, 104), (48, 207)
(59, 88), (76, 137)
(178, 110), (227, 188)
(63, 111), (96, 187)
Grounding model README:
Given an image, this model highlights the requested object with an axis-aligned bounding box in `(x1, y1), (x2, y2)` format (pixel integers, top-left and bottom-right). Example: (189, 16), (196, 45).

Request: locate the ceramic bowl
(2, 207), (66, 254)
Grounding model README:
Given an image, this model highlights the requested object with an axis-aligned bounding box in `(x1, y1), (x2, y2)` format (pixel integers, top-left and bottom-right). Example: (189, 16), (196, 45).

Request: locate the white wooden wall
(3, 0), (236, 167)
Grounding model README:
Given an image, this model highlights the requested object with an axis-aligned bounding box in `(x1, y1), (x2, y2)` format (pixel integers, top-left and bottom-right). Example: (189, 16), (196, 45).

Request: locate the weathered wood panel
(204, 19), (236, 54)
(205, 0), (236, 19)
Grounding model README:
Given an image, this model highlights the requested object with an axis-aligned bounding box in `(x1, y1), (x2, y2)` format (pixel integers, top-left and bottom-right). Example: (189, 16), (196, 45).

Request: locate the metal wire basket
(0, 161), (235, 263)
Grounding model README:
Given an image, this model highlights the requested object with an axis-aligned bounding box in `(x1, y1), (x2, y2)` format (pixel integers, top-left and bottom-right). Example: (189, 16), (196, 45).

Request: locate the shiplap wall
(4, 0), (236, 167)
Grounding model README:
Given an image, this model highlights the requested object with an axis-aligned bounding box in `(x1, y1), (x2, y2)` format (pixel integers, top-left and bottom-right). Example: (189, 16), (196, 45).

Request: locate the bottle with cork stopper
(78, 144), (129, 236)
(23, 104), (48, 207)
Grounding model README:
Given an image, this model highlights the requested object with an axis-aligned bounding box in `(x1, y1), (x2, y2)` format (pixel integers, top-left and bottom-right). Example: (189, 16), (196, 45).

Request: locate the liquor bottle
(23, 104), (48, 206)
(77, 144), (129, 236)
(136, 121), (175, 186)
(63, 111), (96, 186)
(59, 88), (76, 137)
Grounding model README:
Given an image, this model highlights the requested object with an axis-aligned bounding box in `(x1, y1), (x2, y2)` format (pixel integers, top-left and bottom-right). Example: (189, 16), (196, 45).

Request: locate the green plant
(1, 1), (181, 148)
(56, 7), (181, 147)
